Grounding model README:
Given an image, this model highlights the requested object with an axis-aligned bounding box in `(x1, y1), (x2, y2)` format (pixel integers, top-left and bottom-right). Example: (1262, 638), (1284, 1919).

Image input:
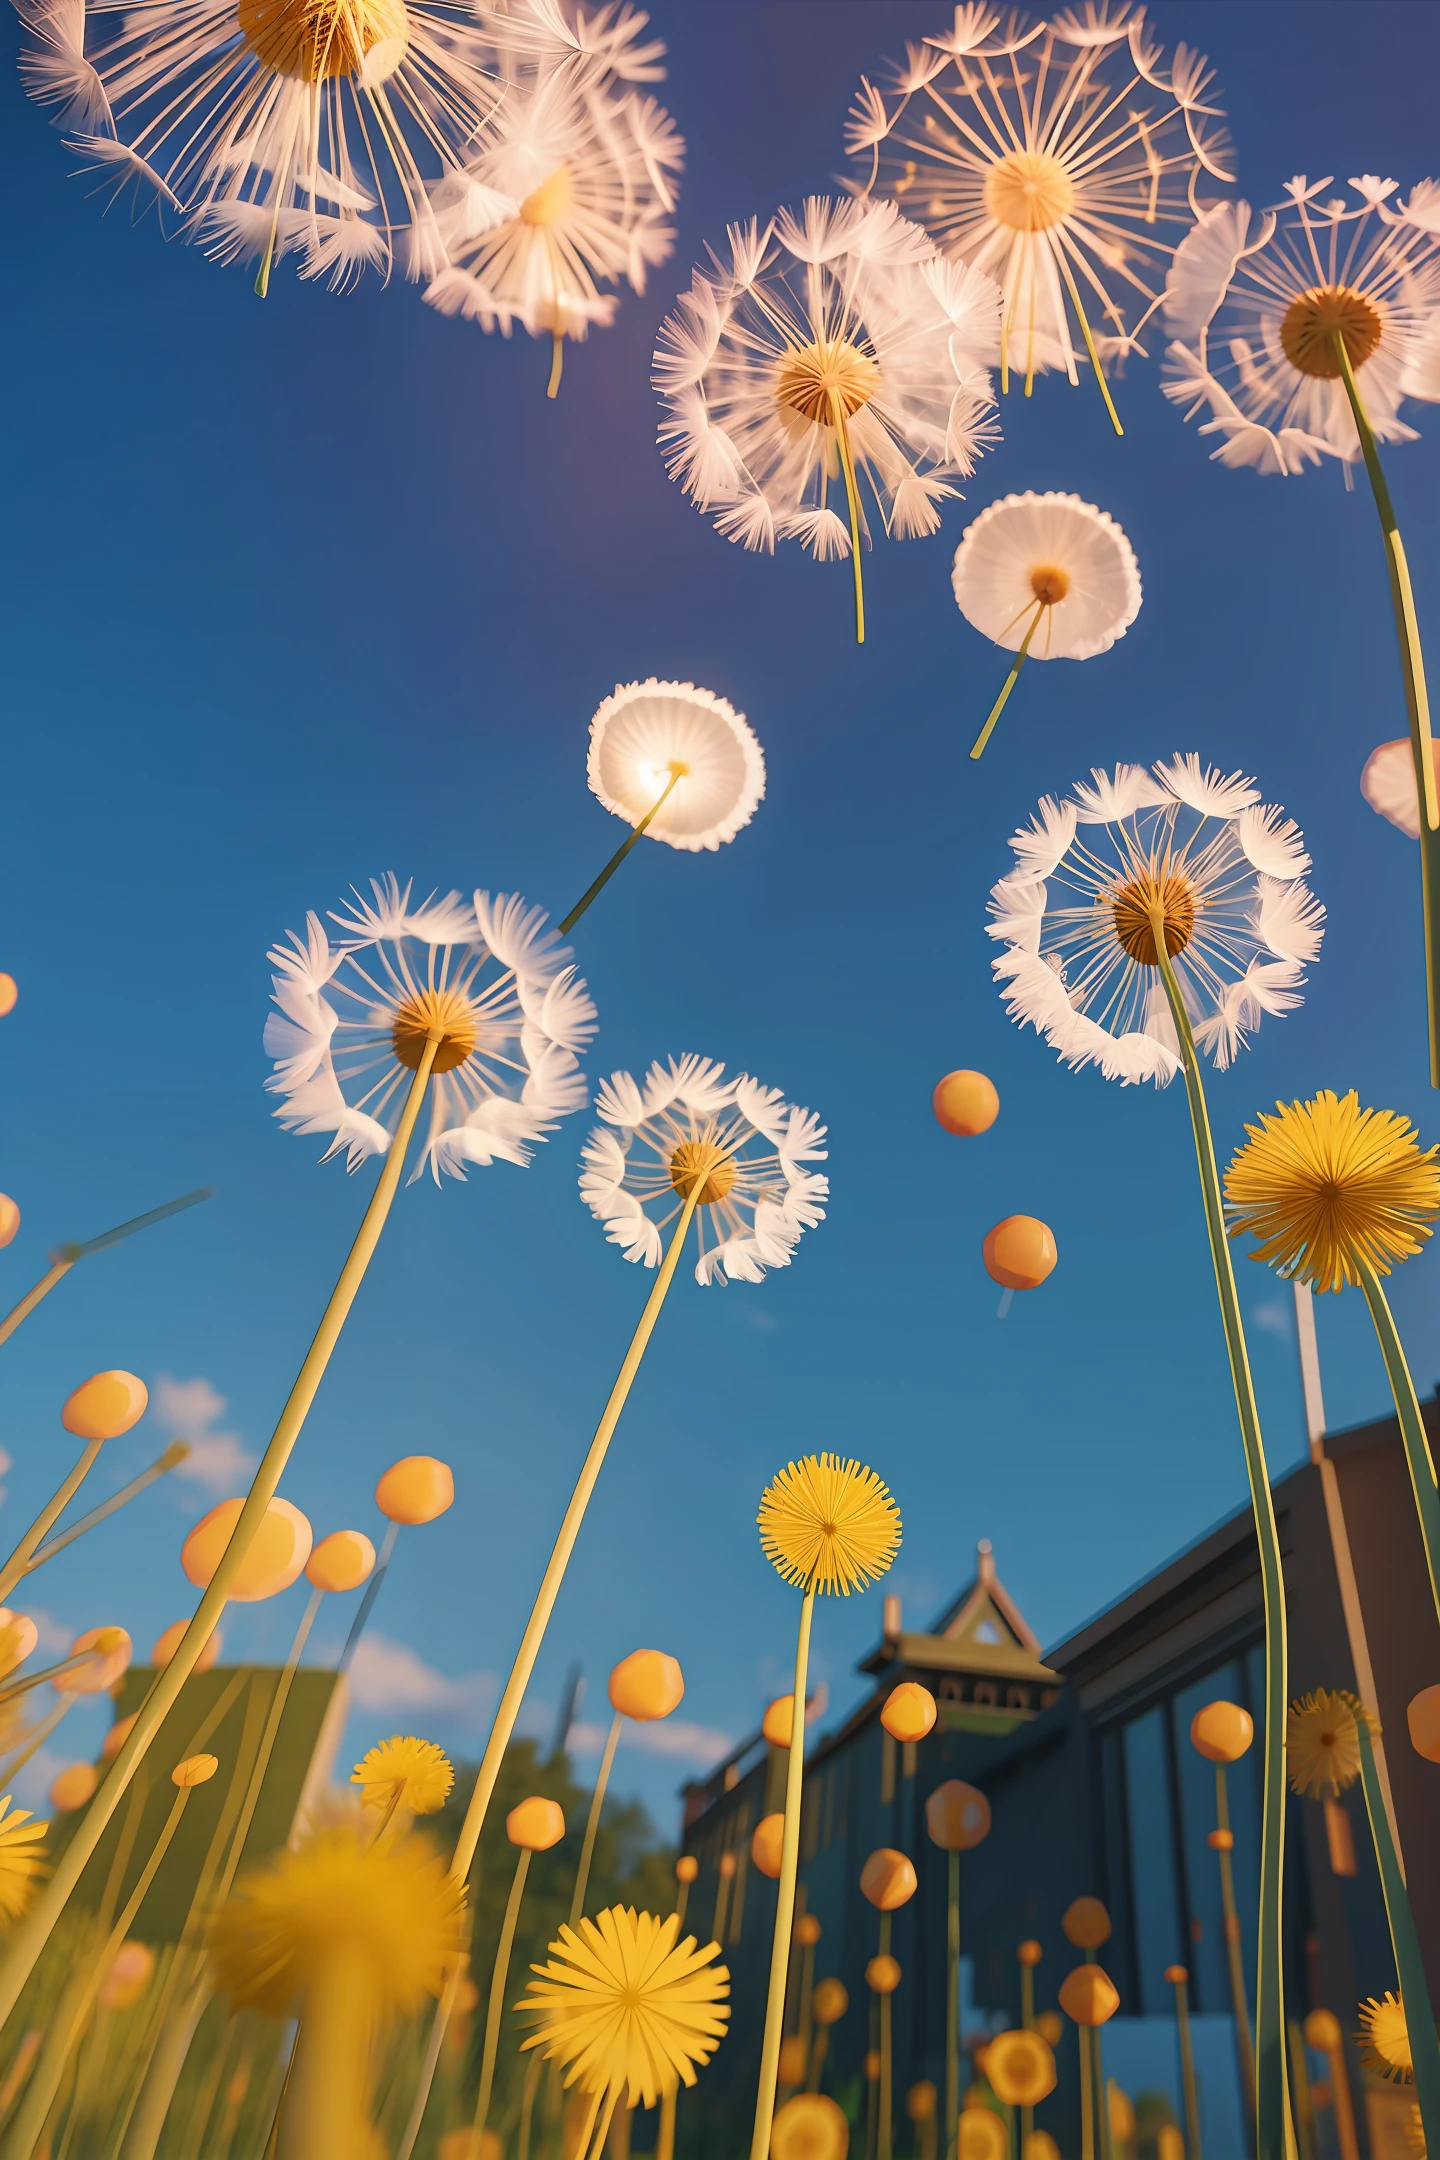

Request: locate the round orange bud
(506, 1796), (566, 1851)
(453, 1978), (480, 2017)
(795, 1913), (822, 1947)
(1305, 2009), (1343, 2052)
(860, 1847), (917, 1911)
(102, 1713), (137, 1761)
(1155, 2130), (1184, 2160)
(926, 1780), (991, 1851)
(864, 2051), (882, 2083)
(1024, 2135), (1062, 2160)
(907, 2082), (938, 2124)
(982, 1217), (1057, 1292)
(1061, 1897), (1112, 1950)
(173, 1754), (218, 1786)
(181, 1497), (312, 1602)
(375, 1456), (454, 1525)
(719, 1851), (737, 1880)
(0, 1612), (38, 1681)
(676, 1854), (699, 1884)
(1207, 1828), (1234, 1852)
(0, 977), (16, 1018)
(1189, 1700), (1254, 1763)
(100, 1941), (156, 2009)
(1035, 2011), (1063, 2049)
(57, 1626), (131, 1694)
(1164, 1965), (1189, 1986)
(933, 1071), (999, 1137)
(1407, 1684), (1440, 1762)
(1109, 2087), (1136, 2143)
(881, 1683), (937, 1744)
(752, 1813), (785, 1879)
(1058, 1964), (1120, 2027)
(959, 2108), (1008, 2160)
(305, 1530), (375, 1594)
(151, 1619), (222, 1672)
(1018, 1940), (1042, 1968)
(0, 1196), (19, 1250)
(866, 1954), (902, 1996)
(62, 1371), (148, 1443)
(778, 2035), (808, 2088)
(608, 1649), (684, 1722)
(49, 1762), (98, 1811)
(986, 2031), (1057, 2108)
(763, 1695), (796, 1748)
(813, 1978), (849, 2027)
(772, 2093), (849, 2160)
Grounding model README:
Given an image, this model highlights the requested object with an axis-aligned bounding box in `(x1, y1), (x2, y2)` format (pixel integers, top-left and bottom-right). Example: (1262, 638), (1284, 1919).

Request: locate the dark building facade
(675, 1398), (1440, 2160)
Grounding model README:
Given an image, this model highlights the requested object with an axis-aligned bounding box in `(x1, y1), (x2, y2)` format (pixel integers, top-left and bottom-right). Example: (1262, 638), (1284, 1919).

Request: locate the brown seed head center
(238, 0), (409, 77)
(983, 150), (1075, 233)
(1030, 563), (1070, 606)
(1280, 283), (1384, 379)
(519, 163), (574, 228)
(391, 987), (478, 1074)
(669, 1140), (737, 1206)
(1110, 868), (1197, 965)
(1319, 1729), (1337, 1749)
(776, 340), (882, 425)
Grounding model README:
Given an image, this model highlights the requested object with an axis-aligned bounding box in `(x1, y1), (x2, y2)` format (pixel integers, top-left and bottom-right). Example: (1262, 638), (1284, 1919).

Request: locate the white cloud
(571, 1716), (733, 1768)
(23, 1609), (74, 1658)
(348, 1631), (497, 1734)
(151, 1374), (257, 1493)
(1252, 1300), (1291, 1340)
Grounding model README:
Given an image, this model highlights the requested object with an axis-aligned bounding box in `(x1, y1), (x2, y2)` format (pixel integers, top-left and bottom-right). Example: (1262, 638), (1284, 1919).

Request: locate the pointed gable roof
(930, 1538), (1044, 1656)
(859, 1538), (1060, 1685)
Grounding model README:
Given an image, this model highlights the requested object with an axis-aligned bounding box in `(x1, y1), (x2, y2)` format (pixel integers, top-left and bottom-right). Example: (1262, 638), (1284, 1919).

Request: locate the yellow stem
(0, 1438), (105, 1606)
(469, 1848), (532, 2150)
(748, 1584), (816, 2160)
(0, 1260), (73, 1350)
(276, 1952), (376, 2160)
(830, 389), (867, 645)
(569, 1712), (622, 1930)
(547, 333), (565, 399)
(1055, 249), (1123, 436)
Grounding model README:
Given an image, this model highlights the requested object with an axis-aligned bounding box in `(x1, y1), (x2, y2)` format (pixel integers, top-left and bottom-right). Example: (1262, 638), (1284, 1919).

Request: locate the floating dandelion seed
(265, 876), (595, 1180)
(654, 195), (1001, 641)
(581, 1057), (827, 1284)
(852, 3), (1233, 432)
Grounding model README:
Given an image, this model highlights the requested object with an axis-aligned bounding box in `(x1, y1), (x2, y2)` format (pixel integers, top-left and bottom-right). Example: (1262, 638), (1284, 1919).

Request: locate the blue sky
(2, 1), (1439, 1826)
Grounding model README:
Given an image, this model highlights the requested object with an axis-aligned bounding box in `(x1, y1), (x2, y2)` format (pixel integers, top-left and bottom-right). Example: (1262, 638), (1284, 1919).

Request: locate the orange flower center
(1280, 283), (1383, 379)
(1030, 563), (1070, 606)
(391, 987), (478, 1074)
(1110, 868), (1198, 965)
(983, 150), (1075, 233)
(669, 1141), (737, 1205)
(776, 340), (881, 425)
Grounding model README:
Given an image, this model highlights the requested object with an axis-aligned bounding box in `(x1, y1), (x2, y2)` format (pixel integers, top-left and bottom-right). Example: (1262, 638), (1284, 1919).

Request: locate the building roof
(859, 1538), (1060, 1685)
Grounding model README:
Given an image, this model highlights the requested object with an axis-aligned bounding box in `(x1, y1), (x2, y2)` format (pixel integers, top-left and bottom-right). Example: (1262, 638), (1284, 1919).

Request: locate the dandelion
(423, 37), (683, 397)
(951, 492), (1142, 756)
(990, 754), (1321, 2160)
(352, 1735), (454, 1821)
(15, 0), (519, 295)
(1360, 1994), (1416, 2084)
(0, 1800), (46, 1923)
(518, 1905), (730, 2151)
(751, 1457), (900, 2160)
(1226, 1094), (1440, 1624)
(581, 1056), (826, 1285)
(853, 3), (1233, 433)
(654, 194), (1001, 641)
(1286, 1690), (1362, 1800)
(1163, 176), (1440, 1080)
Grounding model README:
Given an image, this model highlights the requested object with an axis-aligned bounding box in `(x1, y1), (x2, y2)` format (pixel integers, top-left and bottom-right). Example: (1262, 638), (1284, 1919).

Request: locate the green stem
(748, 1584), (816, 2160)
(0, 1439), (105, 1607)
(1358, 1264), (1440, 1626)
(1333, 329), (1440, 1087)
(27, 1445), (190, 1571)
(470, 1847), (532, 2148)
(945, 1852), (960, 2160)
(1172, 1974), (1203, 2160)
(1215, 1766), (1257, 2148)
(0, 1260), (73, 1350)
(1078, 2018), (1094, 2160)
(1354, 1711), (1440, 2153)
(970, 605), (1043, 760)
(569, 1712), (622, 1930)
(0, 1039), (440, 2033)
(558, 768), (683, 936)
(1153, 943), (1288, 2160)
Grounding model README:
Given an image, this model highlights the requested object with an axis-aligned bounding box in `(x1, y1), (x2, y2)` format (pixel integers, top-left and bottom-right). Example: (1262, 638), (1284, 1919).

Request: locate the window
(1122, 1706), (1186, 2012)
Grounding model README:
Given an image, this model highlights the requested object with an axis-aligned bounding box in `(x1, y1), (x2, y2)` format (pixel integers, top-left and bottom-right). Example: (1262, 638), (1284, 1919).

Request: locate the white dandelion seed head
(855, 6), (1231, 388)
(1162, 179), (1440, 472)
(264, 877), (595, 1181)
(951, 491), (1141, 661)
(586, 680), (764, 853)
(652, 194), (1001, 562)
(580, 1056), (827, 1285)
(988, 760), (1324, 1085)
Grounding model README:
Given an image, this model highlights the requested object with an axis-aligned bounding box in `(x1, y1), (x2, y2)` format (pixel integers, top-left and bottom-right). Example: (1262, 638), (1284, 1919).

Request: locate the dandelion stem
(0, 1040), (441, 2034)
(656, 2084), (677, 2160)
(568, 1711), (622, 1930)
(944, 1851), (960, 2160)
(971, 604), (1044, 760)
(338, 1518), (399, 1672)
(0, 1258), (74, 1348)
(547, 333), (564, 399)
(1170, 1968), (1203, 2160)
(470, 1846), (533, 2153)
(1332, 329), (1440, 1086)
(1352, 1709), (1440, 2154)
(830, 390), (867, 645)
(27, 1444), (191, 1571)
(1151, 934), (1290, 2160)
(1078, 2014), (1094, 2160)
(1056, 251), (1123, 437)
(518, 2052), (545, 2160)
(1356, 1264), (1440, 1626)
(0, 1190), (210, 1354)
(1213, 1763), (1257, 2145)
(558, 768), (684, 936)
(0, 1438), (106, 1607)
(748, 1583), (816, 2160)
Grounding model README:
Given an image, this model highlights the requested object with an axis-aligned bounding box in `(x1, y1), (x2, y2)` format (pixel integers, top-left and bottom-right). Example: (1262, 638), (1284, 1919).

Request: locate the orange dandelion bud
(0, 1197), (18, 1250)
(102, 1713), (137, 1761)
(860, 1847), (917, 1911)
(812, 1978), (849, 2026)
(375, 1455), (454, 1525)
(907, 2081), (938, 2123)
(57, 1627), (131, 1695)
(181, 1497), (312, 1602)
(866, 1953), (902, 1995)
(1189, 1700), (1253, 1762)
(959, 2108), (1008, 2160)
(1406, 1684), (1440, 1763)
(763, 1694), (797, 1747)
(982, 1216), (1057, 1292)
(1207, 1828), (1234, 1851)
(986, 2030), (1057, 2108)
(151, 1619), (222, 1672)
(881, 1683), (937, 1743)
(0, 977), (16, 1017)
(719, 1851), (737, 1880)
(1018, 1940), (1042, 1968)
(933, 1071), (999, 1136)
(507, 1796), (566, 1851)
(1062, 1897), (1112, 1949)
(676, 1854), (699, 1884)
(778, 2035), (808, 2087)
(62, 1371), (148, 1442)
(771, 2093), (849, 2160)
(795, 1912), (822, 1946)
(608, 1649), (684, 1722)
(865, 2050), (882, 2082)
(305, 1530), (375, 1594)
(1305, 2010), (1343, 2052)
(173, 1754), (218, 1786)
(926, 1780), (991, 1851)
(1164, 1965), (1189, 1985)
(1058, 1965), (1120, 2027)
(752, 1813), (785, 1879)
(49, 1763), (98, 1811)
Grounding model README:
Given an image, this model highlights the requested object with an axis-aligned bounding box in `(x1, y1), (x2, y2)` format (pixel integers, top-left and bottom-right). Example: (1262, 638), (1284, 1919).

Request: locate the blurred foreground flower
(0, 1799), (46, 1922)
(352, 1735), (454, 1824)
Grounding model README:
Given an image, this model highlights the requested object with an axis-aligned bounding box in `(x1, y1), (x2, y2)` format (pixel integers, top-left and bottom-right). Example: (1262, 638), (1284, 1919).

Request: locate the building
(675, 1390), (1440, 2160)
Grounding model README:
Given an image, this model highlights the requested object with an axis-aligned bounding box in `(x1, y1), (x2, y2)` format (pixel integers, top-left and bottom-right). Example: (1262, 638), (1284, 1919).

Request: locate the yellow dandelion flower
(1286, 1691), (1364, 1799)
(1225, 1091), (1440, 1294)
(757, 1455), (901, 1595)
(517, 1906), (730, 2109)
(350, 1736), (454, 1816)
(209, 1828), (465, 2020)
(1359, 1993), (1415, 2083)
(0, 1796), (47, 1922)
